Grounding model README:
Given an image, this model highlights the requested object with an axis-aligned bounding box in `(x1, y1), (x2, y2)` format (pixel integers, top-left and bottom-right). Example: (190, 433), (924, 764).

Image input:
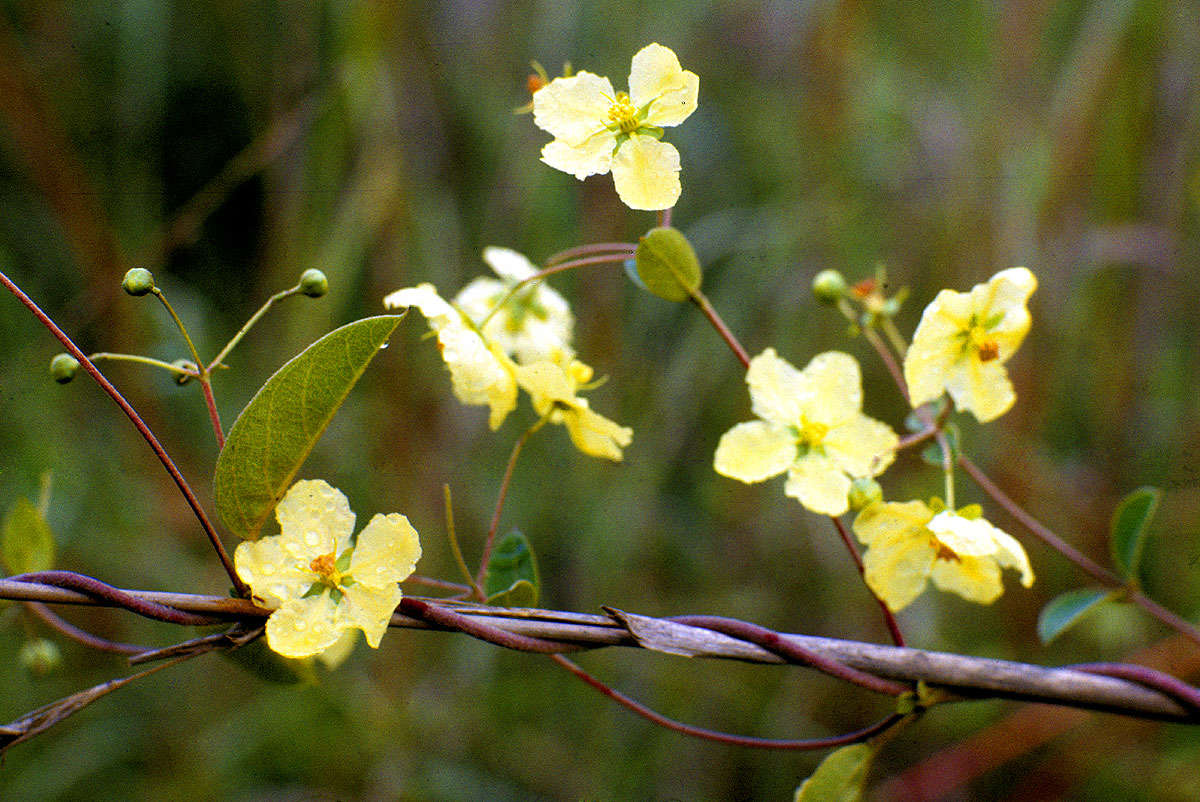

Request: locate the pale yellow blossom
(904, 267), (1037, 423)
(514, 358), (632, 461)
(234, 480), (422, 659)
(853, 499), (1033, 612)
(714, 349), (899, 516)
(452, 247), (574, 365)
(532, 43), (698, 210)
(384, 283), (518, 429)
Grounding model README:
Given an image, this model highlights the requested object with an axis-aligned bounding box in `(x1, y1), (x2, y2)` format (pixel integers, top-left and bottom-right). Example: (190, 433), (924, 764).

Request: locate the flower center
(960, 314), (1001, 362)
(309, 552), (342, 587)
(794, 418), (829, 450)
(932, 538), (961, 563)
(607, 91), (640, 134)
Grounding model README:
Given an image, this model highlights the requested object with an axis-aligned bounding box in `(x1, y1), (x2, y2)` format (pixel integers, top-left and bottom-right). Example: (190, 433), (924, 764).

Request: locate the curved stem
(831, 517), (905, 647)
(544, 242), (636, 266)
(398, 597), (582, 653)
(551, 653), (907, 750)
(690, 289), (751, 369)
(87, 352), (194, 375)
(10, 572), (220, 626)
(0, 271), (248, 595)
(477, 253), (632, 332)
(207, 286), (300, 372)
(1071, 662), (1200, 713)
(25, 601), (147, 655)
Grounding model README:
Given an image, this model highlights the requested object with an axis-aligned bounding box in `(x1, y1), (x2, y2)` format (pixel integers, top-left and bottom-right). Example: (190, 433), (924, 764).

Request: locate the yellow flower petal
(339, 583), (404, 648)
(784, 452), (853, 516)
(852, 500), (934, 547)
(541, 132), (617, 179)
(436, 325), (518, 430)
(985, 527), (1035, 587)
(383, 283), (457, 329)
(929, 556), (1003, 604)
(265, 594), (344, 659)
(562, 405), (633, 461)
(481, 246), (538, 282)
(798, 351), (862, 428)
(713, 420), (796, 483)
(942, 355), (1016, 423)
(628, 43), (699, 127)
(315, 631), (358, 670)
(926, 511), (1004, 557)
(234, 535), (310, 609)
(350, 513), (422, 586)
(532, 71), (615, 144)
(275, 479), (356, 557)
(861, 528), (936, 612)
(515, 359), (632, 460)
(611, 134), (681, 210)
(823, 413), (899, 478)
(745, 348), (808, 427)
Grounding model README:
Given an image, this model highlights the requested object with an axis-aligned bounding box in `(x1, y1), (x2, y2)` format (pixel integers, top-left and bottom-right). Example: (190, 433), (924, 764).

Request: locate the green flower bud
(299, 269), (329, 298)
(634, 227), (702, 302)
(49, 353), (80, 384)
(812, 269), (848, 305)
(122, 268), (156, 296)
(172, 359), (197, 386)
(19, 639), (62, 675)
(847, 477), (883, 511)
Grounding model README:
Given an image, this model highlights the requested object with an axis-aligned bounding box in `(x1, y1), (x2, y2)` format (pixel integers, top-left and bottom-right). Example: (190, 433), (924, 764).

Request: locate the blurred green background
(1, 1), (1199, 799)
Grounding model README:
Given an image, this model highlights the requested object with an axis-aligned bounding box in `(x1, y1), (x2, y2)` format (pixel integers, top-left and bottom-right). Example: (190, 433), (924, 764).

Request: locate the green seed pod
(19, 639), (62, 675)
(172, 359), (197, 385)
(847, 477), (883, 511)
(49, 353), (80, 384)
(812, 270), (848, 305)
(122, 268), (156, 296)
(299, 268), (329, 298)
(634, 227), (702, 303)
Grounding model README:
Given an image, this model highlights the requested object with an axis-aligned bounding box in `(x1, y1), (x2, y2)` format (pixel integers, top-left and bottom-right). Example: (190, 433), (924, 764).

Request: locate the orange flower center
(309, 552), (341, 585)
(607, 92), (640, 133)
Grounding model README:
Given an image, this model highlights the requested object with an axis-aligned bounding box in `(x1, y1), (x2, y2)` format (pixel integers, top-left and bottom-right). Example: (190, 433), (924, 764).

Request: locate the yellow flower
(532, 42), (699, 210)
(853, 500), (1033, 612)
(514, 358), (632, 461)
(714, 349), (899, 516)
(384, 283), (518, 430)
(452, 247), (575, 365)
(904, 267), (1037, 423)
(234, 480), (422, 659)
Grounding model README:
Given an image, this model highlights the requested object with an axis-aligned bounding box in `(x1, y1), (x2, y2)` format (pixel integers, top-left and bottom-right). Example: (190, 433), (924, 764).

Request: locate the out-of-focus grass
(0, 1), (1198, 799)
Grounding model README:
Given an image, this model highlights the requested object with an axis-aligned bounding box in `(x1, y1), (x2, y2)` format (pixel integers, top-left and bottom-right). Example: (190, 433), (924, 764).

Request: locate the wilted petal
(713, 420), (795, 483)
(611, 135), (681, 210)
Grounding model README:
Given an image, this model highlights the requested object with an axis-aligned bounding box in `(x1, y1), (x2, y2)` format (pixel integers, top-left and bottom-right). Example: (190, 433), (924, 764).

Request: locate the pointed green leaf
(794, 743), (876, 802)
(1110, 486), (1161, 582)
(634, 227), (702, 302)
(2, 497), (56, 575)
(1037, 587), (1113, 644)
(484, 529), (540, 607)
(213, 315), (403, 539)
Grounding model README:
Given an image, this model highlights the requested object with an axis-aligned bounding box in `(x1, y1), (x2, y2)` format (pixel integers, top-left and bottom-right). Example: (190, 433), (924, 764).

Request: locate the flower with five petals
(514, 357), (632, 461)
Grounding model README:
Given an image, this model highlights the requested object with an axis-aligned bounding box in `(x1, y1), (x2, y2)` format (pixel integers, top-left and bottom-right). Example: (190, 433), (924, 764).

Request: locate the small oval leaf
(1110, 486), (1161, 582)
(2, 497), (56, 575)
(484, 529), (540, 607)
(794, 743), (876, 802)
(634, 227), (702, 302)
(1037, 587), (1112, 644)
(214, 315), (403, 539)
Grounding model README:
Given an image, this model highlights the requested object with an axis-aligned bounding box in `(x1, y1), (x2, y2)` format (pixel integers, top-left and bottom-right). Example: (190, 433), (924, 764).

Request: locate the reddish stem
(0, 271), (248, 595)
(474, 420), (541, 596)
(544, 242), (636, 266)
(11, 572), (220, 626)
(25, 601), (147, 655)
(197, 376), (225, 448)
(690, 291), (751, 369)
(551, 653), (906, 750)
(831, 517), (906, 647)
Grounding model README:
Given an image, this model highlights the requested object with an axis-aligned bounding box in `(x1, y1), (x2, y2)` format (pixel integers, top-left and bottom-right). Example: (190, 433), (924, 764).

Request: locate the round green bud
(50, 353), (80, 384)
(847, 477), (883, 511)
(812, 269), (848, 305)
(298, 268), (329, 298)
(122, 268), (156, 296)
(19, 639), (62, 676)
(634, 227), (702, 303)
(172, 359), (196, 386)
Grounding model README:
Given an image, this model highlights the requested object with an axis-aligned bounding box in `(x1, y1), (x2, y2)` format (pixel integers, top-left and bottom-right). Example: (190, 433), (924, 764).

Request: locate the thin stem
(405, 574), (473, 594)
(861, 325), (909, 404)
(477, 253), (632, 332)
(959, 455), (1200, 648)
(88, 352), (195, 376)
(398, 597), (581, 653)
(690, 289), (751, 370)
(442, 484), (485, 599)
(544, 242), (636, 266)
(24, 601), (147, 655)
(551, 653), (907, 750)
(207, 286), (300, 371)
(198, 376), (224, 447)
(831, 517), (906, 647)
(10, 572), (220, 626)
(657, 207), (673, 228)
(880, 316), (909, 359)
(0, 271), (248, 595)
(474, 416), (548, 595)
(150, 288), (204, 374)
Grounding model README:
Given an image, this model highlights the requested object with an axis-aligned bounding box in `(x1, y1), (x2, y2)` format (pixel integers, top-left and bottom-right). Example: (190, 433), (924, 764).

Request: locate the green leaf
(2, 497), (56, 574)
(794, 743), (876, 802)
(484, 529), (540, 607)
(1037, 587), (1112, 644)
(1109, 486), (1161, 582)
(213, 315), (403, 540)
(920, 423), (959, 466)
(634, 227), (702, 302)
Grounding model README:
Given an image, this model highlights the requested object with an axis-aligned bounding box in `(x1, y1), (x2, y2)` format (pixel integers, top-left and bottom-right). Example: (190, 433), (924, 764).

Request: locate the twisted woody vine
(2, 42), (1198, 797)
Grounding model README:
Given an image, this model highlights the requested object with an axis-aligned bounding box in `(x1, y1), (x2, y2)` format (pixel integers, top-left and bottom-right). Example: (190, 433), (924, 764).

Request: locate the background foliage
(1, 1), (1199, 799)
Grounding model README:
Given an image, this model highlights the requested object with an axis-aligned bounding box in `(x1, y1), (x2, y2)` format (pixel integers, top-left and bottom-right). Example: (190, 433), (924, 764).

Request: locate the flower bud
(19, 639), (62, 675)
(299, 269), (329, 298)
(811, 270), (848, 305)
(847, 477), (883, 511)
(49, 353), (80, 384)
(172, 359), (197, 385)
(122, 268), (156, 296)
(634, 227), (702, 302)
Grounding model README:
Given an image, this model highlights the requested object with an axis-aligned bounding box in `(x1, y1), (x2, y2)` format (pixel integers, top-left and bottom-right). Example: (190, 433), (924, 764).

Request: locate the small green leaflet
(1109, 486), (1161, 583)
(484, 529), (540, 607)
(2, 497), (56, 575)
(1037, 587), (1113, 644)
(794, 743), (876, 802)
(213, 315), (403, 540)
